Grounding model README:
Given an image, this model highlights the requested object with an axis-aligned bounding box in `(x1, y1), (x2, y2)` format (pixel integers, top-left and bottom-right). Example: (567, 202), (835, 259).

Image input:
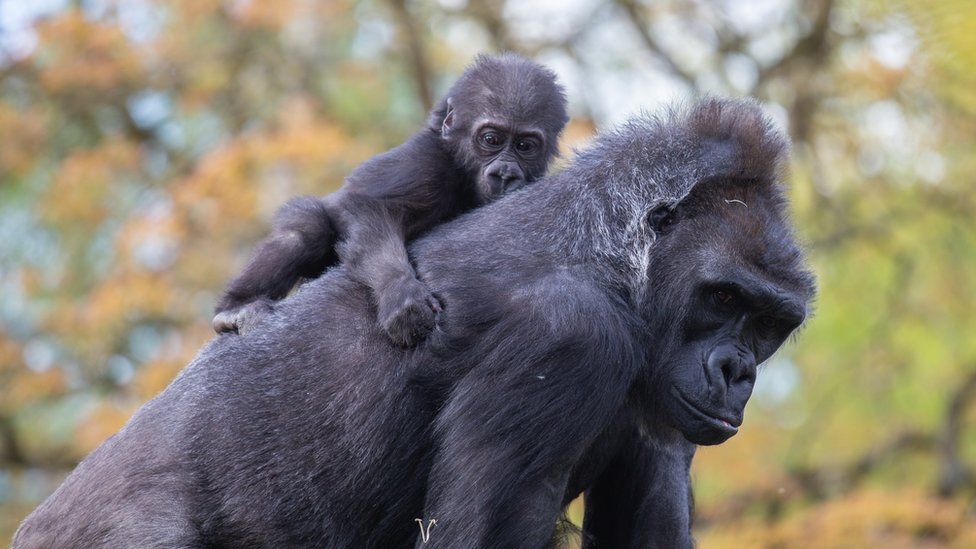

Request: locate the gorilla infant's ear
(441, 97), (456, 137)
(647, 203), (676, 234)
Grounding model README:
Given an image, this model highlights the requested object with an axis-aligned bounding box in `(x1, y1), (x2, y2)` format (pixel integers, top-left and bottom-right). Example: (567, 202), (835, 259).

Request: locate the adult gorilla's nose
(705, 343), (756, 399)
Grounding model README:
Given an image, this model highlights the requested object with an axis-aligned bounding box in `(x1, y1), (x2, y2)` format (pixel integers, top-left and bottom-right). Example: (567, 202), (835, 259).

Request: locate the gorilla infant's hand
(378, 276), (441, 347)
(212, 298), (275, 335)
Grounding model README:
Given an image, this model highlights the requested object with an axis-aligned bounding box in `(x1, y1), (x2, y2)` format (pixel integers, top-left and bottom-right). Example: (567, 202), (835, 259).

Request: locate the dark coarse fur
(212, 53), (569, 347)
(14, 98), (815, 549)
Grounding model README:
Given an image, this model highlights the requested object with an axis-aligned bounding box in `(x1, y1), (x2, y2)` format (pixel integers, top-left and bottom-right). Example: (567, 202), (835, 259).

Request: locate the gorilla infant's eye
(481, 132), (501, 147)
(713, 290), (734, 305)
(515, 139), (537, 154)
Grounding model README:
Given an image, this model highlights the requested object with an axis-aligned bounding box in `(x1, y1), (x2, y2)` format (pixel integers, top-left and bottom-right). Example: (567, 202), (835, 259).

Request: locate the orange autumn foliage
(35, 11), (144, 98)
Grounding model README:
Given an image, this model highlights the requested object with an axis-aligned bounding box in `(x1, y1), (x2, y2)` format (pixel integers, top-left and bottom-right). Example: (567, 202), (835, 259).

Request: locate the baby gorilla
(212, 54), (568, 346)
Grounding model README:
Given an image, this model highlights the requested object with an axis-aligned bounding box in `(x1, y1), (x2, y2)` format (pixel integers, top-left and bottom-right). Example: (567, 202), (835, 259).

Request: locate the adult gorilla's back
(15, 270), (449, 546)
(14, 98), (813, 549)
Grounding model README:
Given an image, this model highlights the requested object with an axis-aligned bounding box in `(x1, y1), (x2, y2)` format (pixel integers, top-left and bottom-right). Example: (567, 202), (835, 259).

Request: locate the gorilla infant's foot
(378, 276), (442, 347)
(212, 299), (275, 335)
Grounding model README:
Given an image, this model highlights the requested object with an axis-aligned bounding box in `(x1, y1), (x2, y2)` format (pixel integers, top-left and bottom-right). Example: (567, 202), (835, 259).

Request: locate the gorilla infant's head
(429, 53), (569, 202)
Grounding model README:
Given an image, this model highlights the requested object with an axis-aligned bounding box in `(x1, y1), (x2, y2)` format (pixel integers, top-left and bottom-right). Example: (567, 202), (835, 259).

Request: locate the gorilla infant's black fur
(213, 53), (568, 347)
(15, 98), (815, 548)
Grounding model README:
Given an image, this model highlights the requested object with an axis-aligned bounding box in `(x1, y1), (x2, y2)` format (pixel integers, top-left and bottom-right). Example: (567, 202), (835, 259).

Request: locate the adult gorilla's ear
(428, 97), (455, 137)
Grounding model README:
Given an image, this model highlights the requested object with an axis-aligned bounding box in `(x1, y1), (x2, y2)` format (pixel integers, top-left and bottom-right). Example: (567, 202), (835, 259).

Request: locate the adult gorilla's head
(565, 99), (816, 446)
(645, 174), (814, 445)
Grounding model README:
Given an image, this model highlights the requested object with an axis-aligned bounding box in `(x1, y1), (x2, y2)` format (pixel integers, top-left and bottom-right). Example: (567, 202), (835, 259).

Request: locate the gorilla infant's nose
(705, 344), (756, 397)
(486, 162), (524, 187)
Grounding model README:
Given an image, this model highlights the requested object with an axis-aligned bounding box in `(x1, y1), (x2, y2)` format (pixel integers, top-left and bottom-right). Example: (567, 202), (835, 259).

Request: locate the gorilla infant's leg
(213, 196), (338, 334)
(336, 194), (442, 347)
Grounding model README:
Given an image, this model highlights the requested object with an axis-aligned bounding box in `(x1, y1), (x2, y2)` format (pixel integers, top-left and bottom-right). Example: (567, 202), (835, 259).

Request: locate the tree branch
(388, 0), (434, 112)
(613, 0), (698, 89)
(754, 0), (835, 89)
(0, 415), (25, 465)
(462, 0), (518, 52)
(938, 369), (976, 496)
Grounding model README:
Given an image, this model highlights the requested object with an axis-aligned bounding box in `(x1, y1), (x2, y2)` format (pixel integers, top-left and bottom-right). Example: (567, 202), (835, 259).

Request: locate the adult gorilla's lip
(671, 388), (741, 434)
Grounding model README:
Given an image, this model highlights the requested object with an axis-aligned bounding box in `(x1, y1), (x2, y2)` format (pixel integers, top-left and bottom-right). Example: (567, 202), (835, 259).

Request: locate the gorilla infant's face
(434, 55), (568, 204)
(642, 179), (814, 446)
(441, 99), (560, 203)
(469, 118), (550, 201)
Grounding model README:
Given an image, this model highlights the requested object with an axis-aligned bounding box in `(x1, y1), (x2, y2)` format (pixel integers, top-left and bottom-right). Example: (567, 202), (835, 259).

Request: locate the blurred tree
(1, 0), (975, 546)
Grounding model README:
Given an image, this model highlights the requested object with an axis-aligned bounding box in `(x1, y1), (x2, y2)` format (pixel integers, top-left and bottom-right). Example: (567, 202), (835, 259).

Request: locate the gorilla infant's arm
(213, 54), (568, 346)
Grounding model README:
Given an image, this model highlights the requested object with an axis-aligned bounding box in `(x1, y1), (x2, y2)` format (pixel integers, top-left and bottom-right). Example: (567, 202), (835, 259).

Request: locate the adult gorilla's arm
(418, 277), (641, 548)
(581, 425), (696, 548)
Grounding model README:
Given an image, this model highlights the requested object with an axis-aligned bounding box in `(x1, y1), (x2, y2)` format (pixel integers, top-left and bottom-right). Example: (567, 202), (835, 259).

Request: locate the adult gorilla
(14, 98), (815, 548)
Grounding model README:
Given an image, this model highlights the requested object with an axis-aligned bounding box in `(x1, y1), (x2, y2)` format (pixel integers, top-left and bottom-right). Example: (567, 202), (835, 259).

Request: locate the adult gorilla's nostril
(720, 359), (737, 387)
(706, 345), (753, 394)
(705, 351), (731, 398)
(733, 366), (755, 386)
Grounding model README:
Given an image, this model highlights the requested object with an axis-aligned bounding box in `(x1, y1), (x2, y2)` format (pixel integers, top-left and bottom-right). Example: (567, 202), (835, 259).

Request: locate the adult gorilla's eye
(713, 290), (734, 306)
(481, 132), (501, 147)
(758, 316), (779, 329)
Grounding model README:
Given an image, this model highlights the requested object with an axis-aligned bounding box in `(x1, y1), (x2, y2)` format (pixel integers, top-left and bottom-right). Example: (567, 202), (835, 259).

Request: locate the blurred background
(1, 0), (974, 546)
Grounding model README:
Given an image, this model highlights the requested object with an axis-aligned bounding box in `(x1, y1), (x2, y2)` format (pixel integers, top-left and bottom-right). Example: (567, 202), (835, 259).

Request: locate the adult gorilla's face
(640, 179), (814, 446)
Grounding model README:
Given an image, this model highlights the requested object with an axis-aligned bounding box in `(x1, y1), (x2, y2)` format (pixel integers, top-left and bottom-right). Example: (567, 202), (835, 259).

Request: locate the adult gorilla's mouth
(671, 387), (741, 438)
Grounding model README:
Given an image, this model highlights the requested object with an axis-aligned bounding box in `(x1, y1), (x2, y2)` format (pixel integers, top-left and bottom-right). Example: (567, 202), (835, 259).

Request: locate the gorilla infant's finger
(428, 294), (444, 314)
(212, 300), (275, 336)
(384, 302), (436, 347)
(212, 311), (241, 334)
(379, 279), (439, 346)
